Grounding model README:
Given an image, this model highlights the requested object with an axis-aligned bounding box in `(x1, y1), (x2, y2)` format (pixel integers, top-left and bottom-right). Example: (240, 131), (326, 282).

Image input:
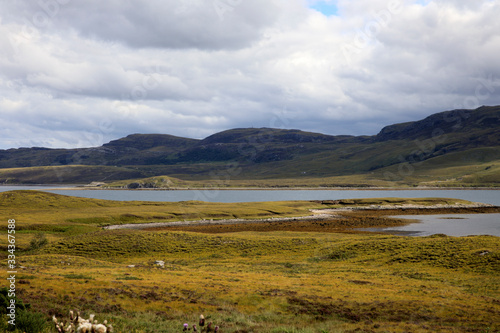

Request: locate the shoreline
(104, 202), (497, 230)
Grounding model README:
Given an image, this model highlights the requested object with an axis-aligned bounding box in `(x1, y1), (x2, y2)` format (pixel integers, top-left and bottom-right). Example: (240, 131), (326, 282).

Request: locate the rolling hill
(0, 105), (499, 187)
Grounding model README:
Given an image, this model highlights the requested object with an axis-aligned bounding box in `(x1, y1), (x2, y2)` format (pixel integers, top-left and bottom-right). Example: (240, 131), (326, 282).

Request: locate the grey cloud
(337, 0), (500, 113)
(4, 0), (279, 50)
(1, 0), (500, 149)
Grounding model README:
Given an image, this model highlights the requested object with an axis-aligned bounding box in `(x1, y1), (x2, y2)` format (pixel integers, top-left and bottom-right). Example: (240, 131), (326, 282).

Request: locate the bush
(15, 310), (50, 333)
(28, 233), (48, 251)
(1, 288), (46, 332)
(322, 249), (356, 261)
(0, 288), (30, 314)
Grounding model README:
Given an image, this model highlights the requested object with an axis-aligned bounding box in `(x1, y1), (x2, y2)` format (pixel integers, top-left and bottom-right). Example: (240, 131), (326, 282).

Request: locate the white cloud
(0, 0), (499, 149)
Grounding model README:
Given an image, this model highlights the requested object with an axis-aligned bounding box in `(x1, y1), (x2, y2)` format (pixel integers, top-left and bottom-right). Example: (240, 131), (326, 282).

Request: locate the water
(0, 185), (77, 191)
(1, 186), (499, 205)
(365, 213), (500, 237)
(2, 186), (499, 236)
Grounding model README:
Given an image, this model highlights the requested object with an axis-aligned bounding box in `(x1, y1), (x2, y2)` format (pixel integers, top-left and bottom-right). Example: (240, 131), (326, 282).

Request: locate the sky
(1, 0), (499, 149)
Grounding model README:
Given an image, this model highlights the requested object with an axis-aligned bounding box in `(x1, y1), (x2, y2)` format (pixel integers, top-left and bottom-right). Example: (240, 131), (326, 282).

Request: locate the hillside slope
(0, 105), (499, 186)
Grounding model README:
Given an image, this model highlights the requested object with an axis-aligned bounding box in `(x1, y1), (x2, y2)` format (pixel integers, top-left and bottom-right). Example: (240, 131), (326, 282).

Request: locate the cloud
(2, 0), (279, 50)
(0, 0), (500, 149)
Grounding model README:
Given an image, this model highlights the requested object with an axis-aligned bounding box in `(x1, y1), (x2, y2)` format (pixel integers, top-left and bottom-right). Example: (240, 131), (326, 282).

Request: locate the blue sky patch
(309, 1), (338, 16)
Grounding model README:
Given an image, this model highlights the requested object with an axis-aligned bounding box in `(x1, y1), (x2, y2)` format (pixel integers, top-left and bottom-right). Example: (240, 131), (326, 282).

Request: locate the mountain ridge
(0, 105), (499, 186)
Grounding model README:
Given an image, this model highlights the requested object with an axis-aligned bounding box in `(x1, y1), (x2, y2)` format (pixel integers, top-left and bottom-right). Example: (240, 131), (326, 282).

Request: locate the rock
(84, 181), (106, 187)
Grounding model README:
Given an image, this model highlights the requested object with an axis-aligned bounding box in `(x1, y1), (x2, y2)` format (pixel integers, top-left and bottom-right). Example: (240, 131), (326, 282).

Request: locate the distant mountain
(104, 133), (198, 150)
(0, 105), (499, 186)
(376, 105), (500, 141)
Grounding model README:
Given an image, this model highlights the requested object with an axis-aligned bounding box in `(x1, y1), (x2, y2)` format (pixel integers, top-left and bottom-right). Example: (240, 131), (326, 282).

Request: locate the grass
(102, 175), (192, 189)
(0, 190), (321, 228)
(373, 147), (500, 187)
(3, 233), (499, 332)
(0, 191), (499, 332)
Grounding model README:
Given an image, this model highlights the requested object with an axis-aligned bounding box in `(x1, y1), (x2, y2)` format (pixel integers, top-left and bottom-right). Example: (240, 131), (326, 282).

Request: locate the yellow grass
(0, 191), (499, 332)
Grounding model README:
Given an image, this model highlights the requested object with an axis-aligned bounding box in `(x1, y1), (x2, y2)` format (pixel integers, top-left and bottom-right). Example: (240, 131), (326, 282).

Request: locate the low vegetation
(0, 191), (499, 332)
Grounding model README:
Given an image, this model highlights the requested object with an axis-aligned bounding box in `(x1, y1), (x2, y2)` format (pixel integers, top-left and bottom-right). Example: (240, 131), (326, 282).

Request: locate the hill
(0, 105), (499, 186)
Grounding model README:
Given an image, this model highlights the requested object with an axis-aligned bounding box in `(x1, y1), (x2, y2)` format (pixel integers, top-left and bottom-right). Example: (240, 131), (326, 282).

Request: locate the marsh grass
(1, 191), (499, 332)
(62, 273), (94, 280)
(116, 276), (143, 280)
(5, 231), (498, 332)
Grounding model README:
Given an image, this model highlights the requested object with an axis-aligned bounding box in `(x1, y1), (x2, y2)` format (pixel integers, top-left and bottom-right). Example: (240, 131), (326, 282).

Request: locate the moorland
(1, 191), (499, 332)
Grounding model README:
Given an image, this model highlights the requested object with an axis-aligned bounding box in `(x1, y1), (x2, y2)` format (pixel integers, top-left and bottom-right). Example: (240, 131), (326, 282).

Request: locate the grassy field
(1, 191), (499, 332)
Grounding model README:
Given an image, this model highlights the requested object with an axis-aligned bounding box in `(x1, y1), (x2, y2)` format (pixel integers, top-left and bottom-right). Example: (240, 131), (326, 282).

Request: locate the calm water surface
(365, 213), (500, 237)
(1, 186), (499, 205)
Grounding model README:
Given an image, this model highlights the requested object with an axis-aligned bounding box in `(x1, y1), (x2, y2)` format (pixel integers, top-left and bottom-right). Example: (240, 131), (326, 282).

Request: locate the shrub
(0, 287), (30, 314)
(0, 288), (46, 332)
(15, 310), (49, 333)
(323, 249), (356, 261)
(27, 233), (48, 251)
